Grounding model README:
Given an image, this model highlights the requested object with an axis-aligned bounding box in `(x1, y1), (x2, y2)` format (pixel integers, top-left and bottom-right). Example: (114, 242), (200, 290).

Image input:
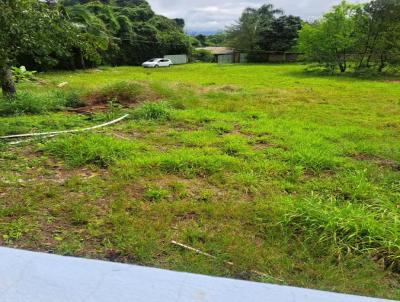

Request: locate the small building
(195, 47), (236, 64)
(164, 54), (188, 65)
(195, 47), (302, 64)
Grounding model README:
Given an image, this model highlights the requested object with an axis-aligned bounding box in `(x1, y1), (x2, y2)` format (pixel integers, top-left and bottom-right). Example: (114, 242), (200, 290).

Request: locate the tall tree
(195, 34), (208, 47)
(65, 3), (114, 68)
(259, 15), (302, 51)
(354, 0), (400, 70)
(225, 3), (303, 52)
(226, 8), (259, 51)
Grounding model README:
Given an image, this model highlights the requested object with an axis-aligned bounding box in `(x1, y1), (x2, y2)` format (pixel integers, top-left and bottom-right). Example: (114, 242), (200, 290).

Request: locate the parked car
(142, 58), (172, 68)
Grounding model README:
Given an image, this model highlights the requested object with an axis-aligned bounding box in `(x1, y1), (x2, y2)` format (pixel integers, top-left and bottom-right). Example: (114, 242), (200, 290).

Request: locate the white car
(142, 58), (173, 68)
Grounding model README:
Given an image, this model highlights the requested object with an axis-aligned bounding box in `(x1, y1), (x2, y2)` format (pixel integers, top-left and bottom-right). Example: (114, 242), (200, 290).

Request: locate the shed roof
(196, 47), (234, 55)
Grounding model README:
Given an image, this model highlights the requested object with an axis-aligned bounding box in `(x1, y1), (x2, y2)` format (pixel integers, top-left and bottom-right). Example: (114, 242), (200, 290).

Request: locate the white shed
(164, 54), (188, 65)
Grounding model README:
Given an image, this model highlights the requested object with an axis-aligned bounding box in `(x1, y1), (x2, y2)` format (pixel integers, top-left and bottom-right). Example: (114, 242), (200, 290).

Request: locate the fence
(216, 52), (303, 64)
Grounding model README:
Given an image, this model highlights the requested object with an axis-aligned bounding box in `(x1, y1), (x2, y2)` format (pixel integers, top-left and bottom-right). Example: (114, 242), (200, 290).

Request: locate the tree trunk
(378, 54), (386, 73)
(1, 66), (16, 97)
(80, 51), (86, 69)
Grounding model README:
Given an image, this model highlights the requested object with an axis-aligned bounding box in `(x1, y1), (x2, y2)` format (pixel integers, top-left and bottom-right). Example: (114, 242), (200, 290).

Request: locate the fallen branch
(171, 240), (283, 282)
(0, 114), (130, 140)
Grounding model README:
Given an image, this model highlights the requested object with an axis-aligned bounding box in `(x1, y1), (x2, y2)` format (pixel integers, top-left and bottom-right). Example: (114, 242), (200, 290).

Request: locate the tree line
(205, 0), (400, 73)
(298, 0), (400, 73)
(0, 0), (189, 95)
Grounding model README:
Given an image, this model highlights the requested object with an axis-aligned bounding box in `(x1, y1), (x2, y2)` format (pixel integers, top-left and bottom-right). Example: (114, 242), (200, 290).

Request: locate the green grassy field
(0, 64), (399, 299)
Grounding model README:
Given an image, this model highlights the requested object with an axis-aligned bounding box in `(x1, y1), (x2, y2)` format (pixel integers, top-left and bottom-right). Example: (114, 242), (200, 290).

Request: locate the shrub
(11, 66), (37, 83)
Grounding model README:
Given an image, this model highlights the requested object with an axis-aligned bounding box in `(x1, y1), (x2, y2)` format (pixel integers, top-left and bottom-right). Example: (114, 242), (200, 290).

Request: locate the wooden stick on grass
(171, 240), (283, 282)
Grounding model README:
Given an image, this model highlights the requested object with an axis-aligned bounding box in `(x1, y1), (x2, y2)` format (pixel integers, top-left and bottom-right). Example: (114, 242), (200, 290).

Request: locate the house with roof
(195, 47), (243, 64)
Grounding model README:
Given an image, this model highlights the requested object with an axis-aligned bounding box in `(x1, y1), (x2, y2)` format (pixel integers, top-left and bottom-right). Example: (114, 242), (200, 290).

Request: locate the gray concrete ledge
(0, 247), (395, 302)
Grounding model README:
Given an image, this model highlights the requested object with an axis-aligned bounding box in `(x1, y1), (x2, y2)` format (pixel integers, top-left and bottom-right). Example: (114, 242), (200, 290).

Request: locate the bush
(11, 66), (36, 83)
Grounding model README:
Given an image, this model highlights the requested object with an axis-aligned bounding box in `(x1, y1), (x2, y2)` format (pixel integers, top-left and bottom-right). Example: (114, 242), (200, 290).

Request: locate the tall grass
(281, 196), (400, 270)
(132, 102), (172, 121)
(43, 133), (142, 167)
(0, 91), (66, 116)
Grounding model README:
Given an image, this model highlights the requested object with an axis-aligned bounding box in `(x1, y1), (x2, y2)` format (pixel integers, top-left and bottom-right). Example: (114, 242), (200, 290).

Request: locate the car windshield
(147, 59), (159, 62)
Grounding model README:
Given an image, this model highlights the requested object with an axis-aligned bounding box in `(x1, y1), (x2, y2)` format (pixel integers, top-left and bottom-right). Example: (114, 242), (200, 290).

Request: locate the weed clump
(281, 196), (400, 271)
(0, 91), (66, 116)
(132, 102), (171, 121)
(43, 134), (140, 168)
(144, 187), (169, 202)
(116, 148), (242, 178)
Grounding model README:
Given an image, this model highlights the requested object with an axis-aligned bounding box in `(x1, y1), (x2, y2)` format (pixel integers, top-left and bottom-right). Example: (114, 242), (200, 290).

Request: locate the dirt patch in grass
(2, 145), (109, 186)
(122, 174), (239, 204)
(200, 84), (242, 94)
(74, 81), (163, 113)
(353, 153), (400, 171)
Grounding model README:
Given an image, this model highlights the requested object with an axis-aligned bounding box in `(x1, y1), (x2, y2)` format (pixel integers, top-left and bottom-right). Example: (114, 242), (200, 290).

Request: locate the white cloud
(147, 0), (363, 33)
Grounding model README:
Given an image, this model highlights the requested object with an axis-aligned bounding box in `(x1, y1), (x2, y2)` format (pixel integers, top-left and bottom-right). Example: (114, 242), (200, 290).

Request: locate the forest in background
(14, 0), (190, 71)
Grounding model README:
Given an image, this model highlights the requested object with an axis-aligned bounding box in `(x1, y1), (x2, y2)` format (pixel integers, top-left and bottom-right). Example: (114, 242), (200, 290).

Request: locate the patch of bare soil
(353, 153), (400, 171)
(200, 84), (242, 94)
(6, 146), (108, 185)
(72, 81), (162, 113)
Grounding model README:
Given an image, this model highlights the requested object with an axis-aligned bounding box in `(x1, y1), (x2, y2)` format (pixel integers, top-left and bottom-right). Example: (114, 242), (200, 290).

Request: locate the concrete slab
(0, 247), (395, 302)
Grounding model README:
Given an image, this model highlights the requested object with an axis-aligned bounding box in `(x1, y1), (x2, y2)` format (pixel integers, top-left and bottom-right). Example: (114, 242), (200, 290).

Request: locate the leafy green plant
(11, 66), (37, 83)
(144, 187), (169, 202)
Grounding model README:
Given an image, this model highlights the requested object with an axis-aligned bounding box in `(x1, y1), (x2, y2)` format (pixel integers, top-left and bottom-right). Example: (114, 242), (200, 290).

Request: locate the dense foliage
(0, 0), (73, 95)
(297, 0), (400, 73)
(48, 0), (189, 68)
(0, 0), (190, 95)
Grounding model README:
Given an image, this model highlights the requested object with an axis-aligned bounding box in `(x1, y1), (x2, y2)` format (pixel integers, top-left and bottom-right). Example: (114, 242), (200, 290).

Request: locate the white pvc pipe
(1, 114), (130, 140)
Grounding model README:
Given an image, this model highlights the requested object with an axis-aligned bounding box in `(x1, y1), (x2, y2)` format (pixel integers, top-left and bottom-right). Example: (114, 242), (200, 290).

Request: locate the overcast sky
(147, 0), (362, 33)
